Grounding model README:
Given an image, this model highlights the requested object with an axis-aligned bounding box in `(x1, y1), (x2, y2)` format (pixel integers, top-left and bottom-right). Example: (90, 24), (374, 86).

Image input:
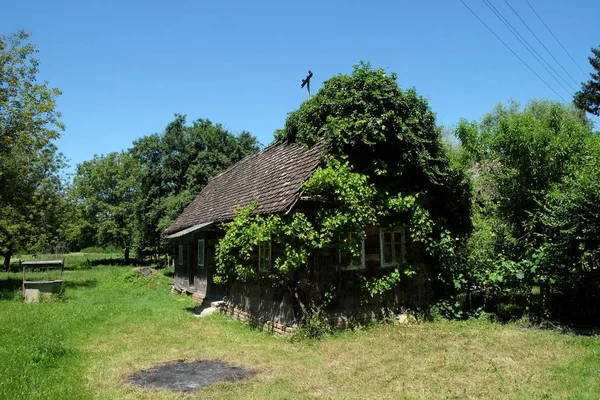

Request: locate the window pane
(383, 243), (393, 264)
(384, 232), (392, 243)
(394, 242), (402, 263)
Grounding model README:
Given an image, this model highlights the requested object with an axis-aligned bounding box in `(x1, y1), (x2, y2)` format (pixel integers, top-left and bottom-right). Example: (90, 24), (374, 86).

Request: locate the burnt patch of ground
(128, 359), (254, 392)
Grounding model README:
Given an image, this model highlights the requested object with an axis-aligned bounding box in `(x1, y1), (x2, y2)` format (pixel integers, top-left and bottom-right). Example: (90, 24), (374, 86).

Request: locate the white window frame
(379, 229), (405, 268)
(197, 239), (205, 267)
(178, 245), (184, 266)
(258, 240), (272, 272)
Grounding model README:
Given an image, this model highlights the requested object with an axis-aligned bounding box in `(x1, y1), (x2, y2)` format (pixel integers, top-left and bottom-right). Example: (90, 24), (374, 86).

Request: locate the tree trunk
(3, 250), (12, 272)
(124, 247), (130, 264)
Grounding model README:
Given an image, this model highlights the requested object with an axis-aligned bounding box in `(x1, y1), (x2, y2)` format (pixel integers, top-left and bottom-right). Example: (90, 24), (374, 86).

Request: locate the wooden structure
(22, 260), (64, 303)
(165, 141), (433, 327)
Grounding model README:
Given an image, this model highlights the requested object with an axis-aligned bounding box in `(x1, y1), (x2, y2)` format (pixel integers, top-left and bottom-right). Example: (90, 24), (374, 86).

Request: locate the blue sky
(4, 0), (599, 170)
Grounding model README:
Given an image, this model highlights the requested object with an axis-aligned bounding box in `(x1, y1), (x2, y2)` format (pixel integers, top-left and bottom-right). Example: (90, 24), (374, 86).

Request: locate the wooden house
(165, 141), (432, 328)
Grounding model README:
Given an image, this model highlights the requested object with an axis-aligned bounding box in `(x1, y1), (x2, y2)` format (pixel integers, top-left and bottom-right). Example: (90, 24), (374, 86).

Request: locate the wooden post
(301, 70), (313, 100)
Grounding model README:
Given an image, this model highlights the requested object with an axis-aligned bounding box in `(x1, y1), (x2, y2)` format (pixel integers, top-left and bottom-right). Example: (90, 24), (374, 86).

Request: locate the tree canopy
(574, 46), (600, 116)
(451, 99), (599, 321)
(0, 30), (66, 270)
(129, 115), (258, 258)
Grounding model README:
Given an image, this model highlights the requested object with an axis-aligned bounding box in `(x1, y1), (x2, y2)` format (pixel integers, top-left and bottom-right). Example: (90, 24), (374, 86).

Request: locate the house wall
(172, 230), (223, 299)
(222, 224), (434, 327)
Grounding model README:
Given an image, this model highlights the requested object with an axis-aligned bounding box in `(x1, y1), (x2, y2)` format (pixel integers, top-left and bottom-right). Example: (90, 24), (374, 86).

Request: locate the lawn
(1, 266), (599, 399)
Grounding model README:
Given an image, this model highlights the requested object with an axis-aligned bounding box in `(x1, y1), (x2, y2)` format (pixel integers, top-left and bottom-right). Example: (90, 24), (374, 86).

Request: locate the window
(197, 239), (205, 267)
(339, 237), (366, 270)
(258, 241), (271, 272)
(379, 229), (405, 267)
(178, 245), (184, 266)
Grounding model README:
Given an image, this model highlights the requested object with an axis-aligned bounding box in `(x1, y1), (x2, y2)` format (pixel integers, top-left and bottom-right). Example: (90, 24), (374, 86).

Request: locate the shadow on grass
(0, 277), (22, 299)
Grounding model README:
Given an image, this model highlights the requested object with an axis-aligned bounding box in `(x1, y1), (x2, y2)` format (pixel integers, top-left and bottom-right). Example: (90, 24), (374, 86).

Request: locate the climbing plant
(215, 63), (471, 317)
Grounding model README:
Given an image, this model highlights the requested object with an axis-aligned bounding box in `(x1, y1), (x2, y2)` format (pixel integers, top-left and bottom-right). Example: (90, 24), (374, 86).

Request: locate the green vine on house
(215, 63), (472, 315)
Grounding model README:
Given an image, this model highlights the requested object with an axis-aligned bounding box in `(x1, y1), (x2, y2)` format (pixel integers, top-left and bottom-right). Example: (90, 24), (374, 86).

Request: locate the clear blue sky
(5, 0), (599, 171)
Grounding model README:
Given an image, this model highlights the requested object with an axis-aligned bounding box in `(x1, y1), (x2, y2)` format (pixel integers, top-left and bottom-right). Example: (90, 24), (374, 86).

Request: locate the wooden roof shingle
(165, 141), (325, 234)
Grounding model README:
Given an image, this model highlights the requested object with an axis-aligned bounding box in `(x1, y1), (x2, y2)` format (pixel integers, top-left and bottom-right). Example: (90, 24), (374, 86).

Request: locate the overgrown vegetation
(448, 100), (600, 323)
(216, 63), (470, 323)
(1, 266), (600, 399)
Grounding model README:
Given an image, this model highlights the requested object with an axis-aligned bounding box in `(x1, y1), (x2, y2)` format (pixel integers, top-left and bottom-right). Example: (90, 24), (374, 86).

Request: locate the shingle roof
(165, 141), (325, 234)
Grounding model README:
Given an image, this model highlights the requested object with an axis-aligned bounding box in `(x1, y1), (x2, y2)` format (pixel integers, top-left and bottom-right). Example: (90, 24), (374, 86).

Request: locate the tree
(574, 46), (600, 116)
(71, 152), (138, 262)
(130, 115), (258, 258)
(452, 100), (598, 318)
(276, 62), (472, 237)
(0, 30), (65, 270)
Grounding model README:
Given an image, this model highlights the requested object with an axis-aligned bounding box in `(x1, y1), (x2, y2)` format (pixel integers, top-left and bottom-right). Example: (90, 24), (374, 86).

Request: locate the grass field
(1, 266), (599, 399)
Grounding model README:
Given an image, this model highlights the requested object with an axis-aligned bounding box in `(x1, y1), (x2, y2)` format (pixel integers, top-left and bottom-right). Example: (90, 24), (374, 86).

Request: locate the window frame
(339, 237), (366, 270)
(197, 239), (205, 267)
(258, 240), (272, 272)
(379, 229), (406, 268)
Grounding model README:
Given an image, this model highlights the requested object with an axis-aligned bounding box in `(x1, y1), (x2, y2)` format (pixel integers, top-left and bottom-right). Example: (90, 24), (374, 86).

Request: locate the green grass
(1, 266), (599, 399)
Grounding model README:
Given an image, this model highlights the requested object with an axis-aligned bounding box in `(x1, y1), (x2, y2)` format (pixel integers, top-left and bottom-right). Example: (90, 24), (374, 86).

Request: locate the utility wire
(503, 0), (581, 89)
(524, 0), (589, 79)
(458, 0), (567, 102)
(481, 0), (574, 95)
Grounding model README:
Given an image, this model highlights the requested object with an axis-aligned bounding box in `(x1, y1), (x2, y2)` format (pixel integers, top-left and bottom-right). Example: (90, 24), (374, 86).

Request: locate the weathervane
(301, 70), (313, 100)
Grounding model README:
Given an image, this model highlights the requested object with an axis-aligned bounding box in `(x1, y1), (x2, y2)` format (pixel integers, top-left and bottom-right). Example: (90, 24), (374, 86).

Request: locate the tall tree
(131, 115), (258, 258)
(574, 46), (600, 116)
(277, 62), (471, 237)
(71, 152), (138, 262)
(452, 100), (598, 314)
(0, 30), (65, 270)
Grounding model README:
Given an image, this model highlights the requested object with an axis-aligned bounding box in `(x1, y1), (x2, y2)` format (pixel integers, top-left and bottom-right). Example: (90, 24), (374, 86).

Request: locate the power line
(503, 0), (581, 89)
(481, 0), (574, 95)
(524, 0), (589, 79)
(458, 0), (567, 102)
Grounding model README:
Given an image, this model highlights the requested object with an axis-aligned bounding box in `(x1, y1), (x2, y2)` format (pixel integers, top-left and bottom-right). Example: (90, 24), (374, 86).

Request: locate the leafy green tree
(71, 152), (138, 262)
(453, 100), (598, 317)
(574, 46), (600, 116)
(131, 115), (258, 258)
(277, 62), (471, 237)
(0, 30), (66, 270)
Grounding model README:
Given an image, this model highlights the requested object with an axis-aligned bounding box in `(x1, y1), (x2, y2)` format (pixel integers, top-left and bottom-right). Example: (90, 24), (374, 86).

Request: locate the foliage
(217, 65), (469, 317)
(574, 46), (600, 116)
(130, 115), (258, 257)
(451, 99), (600, 321)
(277, 62), (471, 237)
(0, 30), (67, 270)
(70, 151), (138, 262)
(215, 159), (382, 297)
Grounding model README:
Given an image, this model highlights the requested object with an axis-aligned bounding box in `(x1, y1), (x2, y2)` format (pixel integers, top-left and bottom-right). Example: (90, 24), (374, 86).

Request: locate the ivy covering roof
(165, 141), (325, 234)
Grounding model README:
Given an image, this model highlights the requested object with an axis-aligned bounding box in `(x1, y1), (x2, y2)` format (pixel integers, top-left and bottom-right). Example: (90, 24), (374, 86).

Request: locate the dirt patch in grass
(128, 360), (254, 392)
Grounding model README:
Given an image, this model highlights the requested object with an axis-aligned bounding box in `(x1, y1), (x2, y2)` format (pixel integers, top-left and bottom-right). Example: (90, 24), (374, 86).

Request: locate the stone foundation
(216, 301), (416, 334)
(217, 302), (296, 334)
